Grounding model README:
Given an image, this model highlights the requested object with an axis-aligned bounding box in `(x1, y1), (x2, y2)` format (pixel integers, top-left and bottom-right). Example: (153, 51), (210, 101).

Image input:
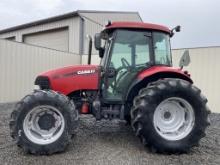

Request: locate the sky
(0, 0), (219, 48)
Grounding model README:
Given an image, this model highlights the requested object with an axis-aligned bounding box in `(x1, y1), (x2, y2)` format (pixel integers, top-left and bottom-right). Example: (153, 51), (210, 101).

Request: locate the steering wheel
(109, 66), (126, 90)
(121, 58), (130, 68)
(108, 58), (130, 93)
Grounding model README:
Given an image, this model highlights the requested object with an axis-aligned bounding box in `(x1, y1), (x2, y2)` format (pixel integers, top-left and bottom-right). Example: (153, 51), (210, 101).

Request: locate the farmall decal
(77, 69), (96, 75)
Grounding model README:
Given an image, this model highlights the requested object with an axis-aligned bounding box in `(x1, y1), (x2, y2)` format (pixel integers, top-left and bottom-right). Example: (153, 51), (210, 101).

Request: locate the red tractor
(10, 21), (210, 155)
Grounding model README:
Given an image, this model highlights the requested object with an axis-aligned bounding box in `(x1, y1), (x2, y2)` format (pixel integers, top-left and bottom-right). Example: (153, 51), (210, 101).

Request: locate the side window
(153, 32), (171, 65)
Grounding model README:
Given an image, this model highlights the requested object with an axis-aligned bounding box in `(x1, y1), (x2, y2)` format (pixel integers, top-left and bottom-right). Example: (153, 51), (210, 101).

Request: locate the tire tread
(131, 78), (210, 154)
(9, 90), (78, 155)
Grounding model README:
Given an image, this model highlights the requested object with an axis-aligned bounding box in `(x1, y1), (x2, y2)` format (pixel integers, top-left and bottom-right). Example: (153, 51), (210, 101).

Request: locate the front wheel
(10, 90), (79, 155)
(131, 78), (210, 153)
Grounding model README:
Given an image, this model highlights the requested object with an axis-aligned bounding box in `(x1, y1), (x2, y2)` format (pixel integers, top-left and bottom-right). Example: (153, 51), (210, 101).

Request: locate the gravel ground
(0, 103), (219, 165)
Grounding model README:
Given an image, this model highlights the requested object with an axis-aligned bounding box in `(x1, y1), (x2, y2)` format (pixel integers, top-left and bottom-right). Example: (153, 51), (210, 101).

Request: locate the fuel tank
(35, 65), (100, 95)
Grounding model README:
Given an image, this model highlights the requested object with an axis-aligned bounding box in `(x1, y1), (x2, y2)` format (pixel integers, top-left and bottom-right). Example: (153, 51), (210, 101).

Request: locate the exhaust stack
(87, 35), (92, 65)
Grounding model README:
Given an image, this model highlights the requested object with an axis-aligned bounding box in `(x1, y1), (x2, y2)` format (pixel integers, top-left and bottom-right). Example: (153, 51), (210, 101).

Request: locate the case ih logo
(77, 70), (96, 75)
(53, 69), (96, 79)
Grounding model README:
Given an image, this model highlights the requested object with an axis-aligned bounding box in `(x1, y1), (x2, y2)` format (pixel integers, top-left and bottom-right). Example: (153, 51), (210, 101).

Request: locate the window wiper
(146, 61), (153, 67)
(155, 64), (170, 67)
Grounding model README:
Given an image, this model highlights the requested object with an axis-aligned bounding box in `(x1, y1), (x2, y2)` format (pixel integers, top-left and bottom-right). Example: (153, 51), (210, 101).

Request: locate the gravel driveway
(0, 103), (219, 165)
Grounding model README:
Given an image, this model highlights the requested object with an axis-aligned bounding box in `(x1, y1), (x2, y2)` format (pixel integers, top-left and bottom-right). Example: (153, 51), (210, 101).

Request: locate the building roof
(0, 10), (141, 34)
(104, 21), (170, 34)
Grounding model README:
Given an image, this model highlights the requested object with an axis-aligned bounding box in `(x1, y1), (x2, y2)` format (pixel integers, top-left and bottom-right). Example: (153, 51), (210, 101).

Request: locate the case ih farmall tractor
(10, 21), (210, 155)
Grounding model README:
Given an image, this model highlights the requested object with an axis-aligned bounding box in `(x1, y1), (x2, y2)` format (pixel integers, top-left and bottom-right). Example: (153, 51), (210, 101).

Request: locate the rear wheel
(10, 90), (78, 155)
(131, 78), (210, 153)
(153, 97), (195, 141)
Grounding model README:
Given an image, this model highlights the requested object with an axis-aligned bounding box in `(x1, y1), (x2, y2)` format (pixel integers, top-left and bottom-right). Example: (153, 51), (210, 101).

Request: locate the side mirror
(179, 50), (190, 69)
(99, 48), (104, 58)
(94, 33), (102, 50)
(94, 33), (105, 58)
(175, 25), (181, 32)
(170, 25), (181, 37)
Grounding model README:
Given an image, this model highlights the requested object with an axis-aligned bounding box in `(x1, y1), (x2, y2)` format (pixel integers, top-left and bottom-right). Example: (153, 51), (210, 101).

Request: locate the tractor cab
(94, 22), (173, 102)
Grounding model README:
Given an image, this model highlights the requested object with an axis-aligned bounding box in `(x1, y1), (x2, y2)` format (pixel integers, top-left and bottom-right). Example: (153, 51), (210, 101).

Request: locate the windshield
(153, 32), (172, 66)
(109, 30), (151, 70)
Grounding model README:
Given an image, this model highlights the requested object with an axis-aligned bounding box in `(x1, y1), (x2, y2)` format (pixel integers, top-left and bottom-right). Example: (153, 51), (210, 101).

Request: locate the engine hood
(36, 65), (100, 95)
(39, 65), (99, 77)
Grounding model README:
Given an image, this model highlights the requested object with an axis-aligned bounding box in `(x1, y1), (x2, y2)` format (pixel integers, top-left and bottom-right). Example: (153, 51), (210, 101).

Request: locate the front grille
(35, 76), (50, 89)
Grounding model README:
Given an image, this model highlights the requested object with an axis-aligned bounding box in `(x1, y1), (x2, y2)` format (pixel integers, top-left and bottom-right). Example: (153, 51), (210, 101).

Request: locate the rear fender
(126, 71), (192, 103)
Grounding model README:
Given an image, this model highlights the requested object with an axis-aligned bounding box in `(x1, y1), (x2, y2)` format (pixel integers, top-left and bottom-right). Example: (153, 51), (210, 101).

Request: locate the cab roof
(104, 21), (171, 34)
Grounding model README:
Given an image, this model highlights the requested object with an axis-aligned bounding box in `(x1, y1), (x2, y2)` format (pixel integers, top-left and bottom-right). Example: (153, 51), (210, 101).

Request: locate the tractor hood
(35, 65), (100, 95)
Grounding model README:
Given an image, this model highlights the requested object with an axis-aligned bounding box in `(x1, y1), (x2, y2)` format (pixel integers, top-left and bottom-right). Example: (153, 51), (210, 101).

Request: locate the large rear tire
(131, 78), (210, 153)
(9, 90), (78, 155)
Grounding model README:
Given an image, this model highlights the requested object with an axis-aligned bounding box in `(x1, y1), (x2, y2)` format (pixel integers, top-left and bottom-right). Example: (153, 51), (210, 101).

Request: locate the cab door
(102, 30), (152, 102)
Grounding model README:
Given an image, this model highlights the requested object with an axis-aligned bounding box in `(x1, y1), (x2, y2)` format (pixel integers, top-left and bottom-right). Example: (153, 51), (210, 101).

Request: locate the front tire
(131, 78), (210, 153)
(10, 90), (79, 155)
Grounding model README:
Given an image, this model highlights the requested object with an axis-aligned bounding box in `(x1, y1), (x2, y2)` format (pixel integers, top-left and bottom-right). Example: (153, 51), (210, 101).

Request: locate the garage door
(6, 36), (16, 41)
(23, 28), (69, 51)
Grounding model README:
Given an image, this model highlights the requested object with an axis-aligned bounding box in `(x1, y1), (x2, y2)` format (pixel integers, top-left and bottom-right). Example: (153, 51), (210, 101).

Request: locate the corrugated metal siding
(81, 54), (100, 65)
(5, 36), (16, 41)
(0, 17), (81, 54)
(172, 47), (220, 113)
(0, 39), (219, 112)
(0, 39), (80, 102)
(80, 12), (142, 55)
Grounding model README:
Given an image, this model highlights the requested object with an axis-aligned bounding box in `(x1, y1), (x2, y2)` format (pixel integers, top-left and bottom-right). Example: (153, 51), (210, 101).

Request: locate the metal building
(172, 47), (220, 113)
(0, 10), (142, 55)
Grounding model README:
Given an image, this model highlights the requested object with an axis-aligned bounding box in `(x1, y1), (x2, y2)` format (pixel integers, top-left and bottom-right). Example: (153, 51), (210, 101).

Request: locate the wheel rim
(153, 97), (195, 141)
(23, 105), (65, 145)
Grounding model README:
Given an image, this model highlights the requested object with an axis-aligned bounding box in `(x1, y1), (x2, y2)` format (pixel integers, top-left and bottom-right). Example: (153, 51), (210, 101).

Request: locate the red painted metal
(104, 22), (171, 34)
(81, 102), (89, 114)
(138, 66), (192, 81)
(38, 65), (99, 95)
